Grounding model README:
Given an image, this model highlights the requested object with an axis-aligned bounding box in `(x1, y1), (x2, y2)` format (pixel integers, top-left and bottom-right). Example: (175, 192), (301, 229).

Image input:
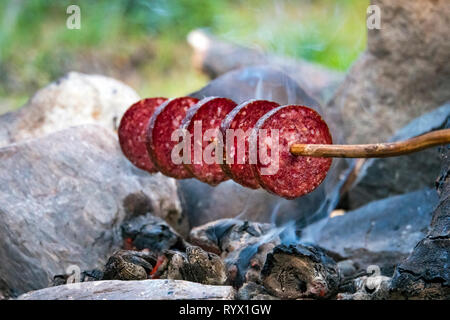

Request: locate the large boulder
(191, 64), (323, 111)
(301, 188), (438, 275)
(0, 72), (140, 147)
(390, 133), (450, 299)
(182, 66), (348, 227)
(346, 103), (450, 209)
(17, 279), (236, 300)
(327, 0), (450, 144)
(0, 125), (185, 297)
(187, 29), (343, 103)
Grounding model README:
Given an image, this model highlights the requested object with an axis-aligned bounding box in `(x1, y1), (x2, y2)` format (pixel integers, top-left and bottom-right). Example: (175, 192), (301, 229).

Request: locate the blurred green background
(0, 0), (368, 114)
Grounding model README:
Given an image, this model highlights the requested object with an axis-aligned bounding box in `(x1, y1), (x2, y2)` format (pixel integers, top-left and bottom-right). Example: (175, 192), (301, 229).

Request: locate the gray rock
(390, 142), (450, 299)
(0, 72), (140, 148)
(301, 189), (438, 275)
(0, 125), (184, 296)
(347, 103), (450, 209)
(187, 29), (343, 103)
(182, 66), (349, 227)
(17, 279), (236, 300)
(327, 0), (450, 144)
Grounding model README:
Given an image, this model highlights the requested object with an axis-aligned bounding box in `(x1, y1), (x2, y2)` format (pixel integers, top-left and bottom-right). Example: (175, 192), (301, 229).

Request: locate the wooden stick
(290, 129), (450, 158)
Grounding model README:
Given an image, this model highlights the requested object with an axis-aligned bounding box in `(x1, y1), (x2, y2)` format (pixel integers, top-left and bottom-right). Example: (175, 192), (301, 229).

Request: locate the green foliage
(0, 0), (368, 113)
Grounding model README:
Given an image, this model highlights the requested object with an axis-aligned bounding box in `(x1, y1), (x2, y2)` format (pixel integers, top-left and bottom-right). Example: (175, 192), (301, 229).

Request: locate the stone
(347, 103), (450, 209)
(187, 29), (343, 103)
(327, 0), (450, 144)
(390, 141), (450, 299)
(0, 125), (184, 297)
(301, 188), (438, 275)
(0, 72), (140, 148)
(17, 279), (236, 300)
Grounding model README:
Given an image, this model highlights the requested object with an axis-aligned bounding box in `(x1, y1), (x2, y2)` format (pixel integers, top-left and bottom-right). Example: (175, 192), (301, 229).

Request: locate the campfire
(0, 0), (449, 303)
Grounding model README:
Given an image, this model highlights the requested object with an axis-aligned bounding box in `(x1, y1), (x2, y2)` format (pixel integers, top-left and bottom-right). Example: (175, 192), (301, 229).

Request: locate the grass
(0, 0), (368, 114)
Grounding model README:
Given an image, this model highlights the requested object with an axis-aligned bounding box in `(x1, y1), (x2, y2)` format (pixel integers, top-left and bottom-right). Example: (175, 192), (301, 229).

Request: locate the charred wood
(261, 244), (340, 299)
(237, 282), (279, 300)
(155, 246), (227, 286)
(390, 135), (450, 299)
(102, 250), (157, 281)
(189, 219), (280, 287)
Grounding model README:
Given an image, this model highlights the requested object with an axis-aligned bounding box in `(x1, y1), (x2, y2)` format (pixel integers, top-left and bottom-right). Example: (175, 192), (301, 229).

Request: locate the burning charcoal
(121, 214), (186, 253)
(261, 244), (340, 299)
(225, 241), (278, 288)
(244, 242), (277, 284)
(158, 246), (227, 285)
(185, 246), (227, 285)
(221, 221), (274, 255)
(189, 218), (235, 255)
(163, 251), (186, 280)
(190, 219), (281, 287)
(237, 282), (279, 300)
(102, 250), (157, 281)
(189, 219), (276, 256)
(223, 227), (280, 288)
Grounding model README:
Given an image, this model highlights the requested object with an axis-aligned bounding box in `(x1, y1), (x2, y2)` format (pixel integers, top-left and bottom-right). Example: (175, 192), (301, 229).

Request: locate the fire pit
(0, 0), (449, 305)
